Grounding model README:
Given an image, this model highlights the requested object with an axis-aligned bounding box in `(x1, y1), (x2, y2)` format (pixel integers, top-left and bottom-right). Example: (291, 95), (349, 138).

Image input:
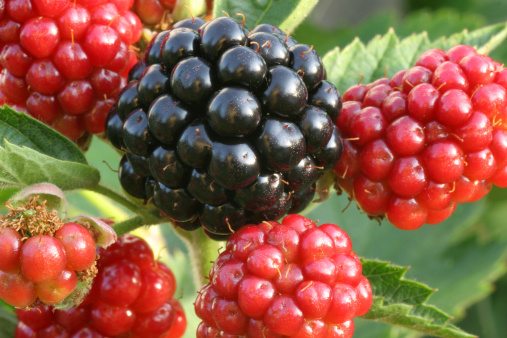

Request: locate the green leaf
(456, 273), (507, 338)
(212, 0), (318, 31)
(362, 260), (475, 338)
(0, 300), (16, 337)
(0, 105), (87, 164)
(323, 21), (507, 93)
(0, 141), (100, 190)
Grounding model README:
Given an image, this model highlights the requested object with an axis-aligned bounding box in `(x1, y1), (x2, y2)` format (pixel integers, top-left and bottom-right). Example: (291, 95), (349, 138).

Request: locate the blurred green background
(3, 0), (507, 337)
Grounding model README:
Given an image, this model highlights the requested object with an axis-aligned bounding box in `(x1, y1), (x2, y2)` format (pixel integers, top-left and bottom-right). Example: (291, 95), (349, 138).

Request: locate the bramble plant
(2, 0), (507, 337)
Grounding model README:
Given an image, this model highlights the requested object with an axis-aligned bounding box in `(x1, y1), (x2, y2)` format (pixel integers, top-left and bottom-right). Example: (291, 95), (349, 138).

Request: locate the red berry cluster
(0, 222), (97, 308)
(14, 234), (187, 337)
(195, 214), (372, 337)
(0, 0), (142, 140)
(15, 300), (186, 338)
(334, 45), (507, 230)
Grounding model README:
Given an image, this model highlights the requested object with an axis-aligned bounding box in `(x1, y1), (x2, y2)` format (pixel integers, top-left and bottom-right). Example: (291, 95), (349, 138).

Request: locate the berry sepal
(8, 183), (68, 219)
(67, 215), (117, 248)
(360, 260), (475, 338)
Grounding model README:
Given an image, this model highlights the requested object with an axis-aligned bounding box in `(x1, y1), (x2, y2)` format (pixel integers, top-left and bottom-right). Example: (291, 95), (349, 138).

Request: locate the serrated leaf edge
(323, 21), (507, 94)
(362, 259), (477, 338)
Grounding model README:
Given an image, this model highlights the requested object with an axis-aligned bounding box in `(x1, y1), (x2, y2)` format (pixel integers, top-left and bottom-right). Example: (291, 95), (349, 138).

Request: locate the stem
(89, 184), (167, 224)
(113, 215), (148, 236)
(88, 184), (141, 214)
(87, 184), (166, 232)
(173, 227), (225, 289)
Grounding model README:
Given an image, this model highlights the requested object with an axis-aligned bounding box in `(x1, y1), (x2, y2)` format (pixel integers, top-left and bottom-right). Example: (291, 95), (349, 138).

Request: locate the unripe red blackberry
(106, 18), (344, 239)
(0, 199), (98, 308)
(0, 0), (142, 141)
(15, 234), (186, 337)
(195, 214), (372, 337)
(335, 45), (507, 230)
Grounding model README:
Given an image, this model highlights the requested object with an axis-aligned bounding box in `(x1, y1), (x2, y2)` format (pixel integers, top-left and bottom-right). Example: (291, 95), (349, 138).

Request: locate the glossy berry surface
(195, 215), (372, 337)
(335, 44), (507, 230)
(20, 235), (67, 283)
(0, 216), (97, 308)
(0, 0), (142, 141)
(0, 227), (22, 273)
(107, 17), (343, 239)
(55, 222), (96, 272)
(15, 234), (186, 337)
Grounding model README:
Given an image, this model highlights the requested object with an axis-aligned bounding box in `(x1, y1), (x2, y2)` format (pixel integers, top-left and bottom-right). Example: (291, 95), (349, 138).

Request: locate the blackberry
(207, 87), (261, 136)
(217, 46), (267, 90)
(105, 107), (125, 150)
(170, 56), (215, 108)
(248, 33), (290, 67)
(118, 155), (147, 200)
(290, 44), (325, 89)
(146, 31), (170, 65)
(172, 17), (207, 31)
(234, 171), (284, 211)
(161, 28), (200, 69)
(127, 59), (147, 82)
(250, 23), (283, 35)
(107, 17), (343, 239)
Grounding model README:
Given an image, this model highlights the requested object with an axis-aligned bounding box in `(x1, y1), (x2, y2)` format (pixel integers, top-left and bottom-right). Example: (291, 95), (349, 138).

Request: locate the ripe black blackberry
(106, 17), (344, 239)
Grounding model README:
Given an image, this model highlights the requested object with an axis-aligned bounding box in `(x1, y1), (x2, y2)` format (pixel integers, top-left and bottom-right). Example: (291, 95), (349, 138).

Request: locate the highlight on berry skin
(334, 44), (507, 230)
(107, 17), (345, 240)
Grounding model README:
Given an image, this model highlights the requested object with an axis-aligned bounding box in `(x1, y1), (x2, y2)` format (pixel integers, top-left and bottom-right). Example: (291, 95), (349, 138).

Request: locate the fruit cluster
(106, 17), (344, 238)
(16, 234), (186, 337)
(195, 214), (372, 337)
(334, 45), (507, 230)
(0, 207), (97, 308)
(0, 0), (142, 140)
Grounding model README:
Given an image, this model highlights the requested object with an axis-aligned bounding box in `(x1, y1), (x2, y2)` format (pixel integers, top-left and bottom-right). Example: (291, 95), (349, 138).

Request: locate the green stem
(88, 184), (141, 214)
(87, 184), (166, 232)
(113, 215), (148, 236)
(173, 227), (225, 289)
